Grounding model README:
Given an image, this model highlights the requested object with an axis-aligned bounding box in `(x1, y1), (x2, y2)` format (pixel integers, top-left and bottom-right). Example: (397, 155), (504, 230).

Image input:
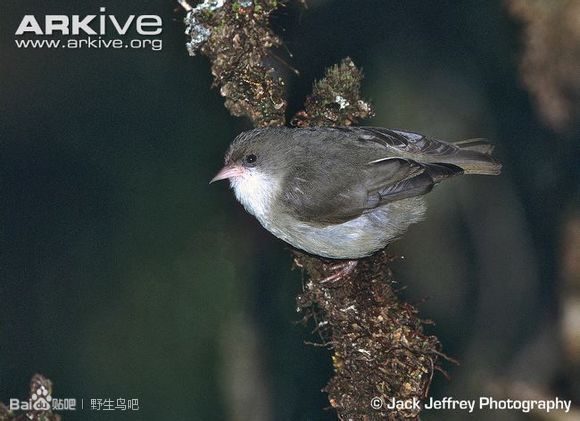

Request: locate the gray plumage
(212, 126), (501, 259)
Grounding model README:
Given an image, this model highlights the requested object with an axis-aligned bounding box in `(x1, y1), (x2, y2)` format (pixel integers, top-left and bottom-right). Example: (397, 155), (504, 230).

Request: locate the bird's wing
(340, 126), (460, 158)
(339, 126), (501, 175)
(281, 154), (463, 226)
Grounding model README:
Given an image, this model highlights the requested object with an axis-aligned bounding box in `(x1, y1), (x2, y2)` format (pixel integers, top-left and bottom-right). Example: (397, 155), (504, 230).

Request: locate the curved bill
(210, 165), (245, 183)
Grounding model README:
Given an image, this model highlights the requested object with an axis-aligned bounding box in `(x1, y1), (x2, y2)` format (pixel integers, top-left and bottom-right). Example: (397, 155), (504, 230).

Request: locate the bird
(211, 126), (501, 262)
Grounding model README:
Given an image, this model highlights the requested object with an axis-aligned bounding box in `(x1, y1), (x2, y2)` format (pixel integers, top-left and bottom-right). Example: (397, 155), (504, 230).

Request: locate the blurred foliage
(507, 0), (580, 133)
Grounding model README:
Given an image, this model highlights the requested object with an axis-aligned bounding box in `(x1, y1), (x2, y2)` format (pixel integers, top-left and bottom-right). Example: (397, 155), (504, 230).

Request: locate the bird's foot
(320, 260), (358, 283)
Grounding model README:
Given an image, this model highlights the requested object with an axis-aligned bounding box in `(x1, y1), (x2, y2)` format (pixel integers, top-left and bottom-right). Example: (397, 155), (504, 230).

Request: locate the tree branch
(180, 2), (446, 419)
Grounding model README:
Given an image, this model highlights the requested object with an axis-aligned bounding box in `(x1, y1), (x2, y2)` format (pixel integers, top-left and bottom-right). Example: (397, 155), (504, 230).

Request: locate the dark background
(1, 1), (578, 420)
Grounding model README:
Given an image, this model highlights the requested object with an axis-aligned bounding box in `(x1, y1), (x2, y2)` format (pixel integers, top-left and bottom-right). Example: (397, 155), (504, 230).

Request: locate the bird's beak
(210, 165), (245, 184)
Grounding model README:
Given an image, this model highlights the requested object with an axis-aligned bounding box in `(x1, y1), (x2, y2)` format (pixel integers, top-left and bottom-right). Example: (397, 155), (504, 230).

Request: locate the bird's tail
(450, 138), (502, 175)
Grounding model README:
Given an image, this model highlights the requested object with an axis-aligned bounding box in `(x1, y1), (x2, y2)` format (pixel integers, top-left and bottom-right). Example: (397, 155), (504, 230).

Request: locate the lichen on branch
(182, 0), (288, 126)
(291, 57), (374, 127)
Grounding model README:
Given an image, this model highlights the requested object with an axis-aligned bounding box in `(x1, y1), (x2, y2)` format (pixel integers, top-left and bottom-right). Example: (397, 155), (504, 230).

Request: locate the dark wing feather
(369, 161), (462, 204)
(350, 127), (501, 174)
(350, 127), (460, 157)
(282, 155), (463, 226)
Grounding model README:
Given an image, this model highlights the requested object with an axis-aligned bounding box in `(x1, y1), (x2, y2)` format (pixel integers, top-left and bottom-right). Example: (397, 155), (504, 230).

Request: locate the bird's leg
(292, 255), (304, 269)
(320, 260), (358, 283)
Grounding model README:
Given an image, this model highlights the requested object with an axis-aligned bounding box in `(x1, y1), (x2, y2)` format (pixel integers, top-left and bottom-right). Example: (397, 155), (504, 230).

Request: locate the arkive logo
(15, 7), (162, 36)
(14, 7), (163, 51)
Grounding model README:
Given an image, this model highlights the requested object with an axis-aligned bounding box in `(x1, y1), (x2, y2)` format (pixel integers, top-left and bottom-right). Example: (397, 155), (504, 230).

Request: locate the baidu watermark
(14, 7), (163, 51)
(8, 385), (141, 416)
(9, 385), (77, 414)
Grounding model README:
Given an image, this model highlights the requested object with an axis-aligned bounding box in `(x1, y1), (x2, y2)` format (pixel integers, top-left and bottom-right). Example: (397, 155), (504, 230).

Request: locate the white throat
(230, 169), (278, 220)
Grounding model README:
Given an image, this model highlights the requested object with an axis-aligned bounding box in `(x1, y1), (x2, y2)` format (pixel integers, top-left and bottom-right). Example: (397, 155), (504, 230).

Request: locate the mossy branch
(182, 0), (288, 126)
(181, 2), (447, 419)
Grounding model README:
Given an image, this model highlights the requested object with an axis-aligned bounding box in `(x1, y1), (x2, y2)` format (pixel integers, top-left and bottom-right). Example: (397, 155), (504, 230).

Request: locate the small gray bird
(211, 127), (501, 260)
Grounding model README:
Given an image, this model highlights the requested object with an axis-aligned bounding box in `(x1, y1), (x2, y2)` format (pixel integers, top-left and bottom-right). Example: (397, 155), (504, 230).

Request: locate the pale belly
(259, 197), (427, 259)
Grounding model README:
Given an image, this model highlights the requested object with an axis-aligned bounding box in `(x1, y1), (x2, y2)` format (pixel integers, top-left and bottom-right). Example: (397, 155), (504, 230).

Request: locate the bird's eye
(245, 154), (257, 165)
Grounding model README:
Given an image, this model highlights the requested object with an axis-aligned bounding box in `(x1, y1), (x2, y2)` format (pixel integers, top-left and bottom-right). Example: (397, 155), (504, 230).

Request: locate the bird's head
(211, 129), (291, 218)
(210, 129), (282, 184)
